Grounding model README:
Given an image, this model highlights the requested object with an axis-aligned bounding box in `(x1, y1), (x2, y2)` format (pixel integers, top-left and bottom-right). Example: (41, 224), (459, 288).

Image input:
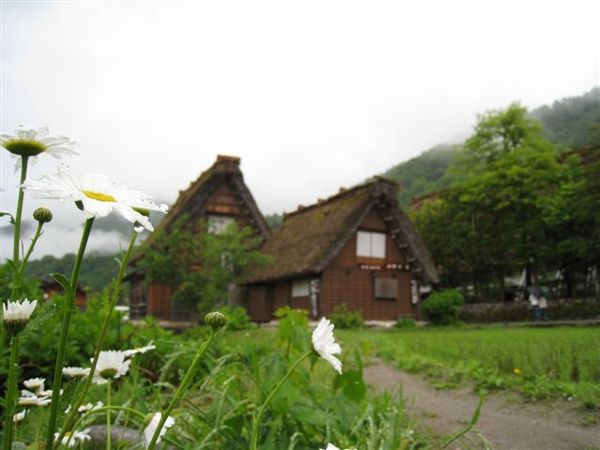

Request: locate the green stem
(11, 156), (29, 298)
(10, 221), (44, 299)
(250, 350), (313, 450)
(2, 335), (20, 450)
(12, 156), (29, 268)
(146, 329), (216, 450)
(45, 217), (95, 450)
(106, 382), (111, 450)
(19, 221), (43, 273)
(55, 233), (137, 445)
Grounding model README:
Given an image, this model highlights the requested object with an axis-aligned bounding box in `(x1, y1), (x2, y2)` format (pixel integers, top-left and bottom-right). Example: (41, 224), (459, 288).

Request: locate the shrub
(220, 305), (254, 331)
(394, 316), (416, 328)
(330, 303), (364, 329)
(422, 289), (464, 325)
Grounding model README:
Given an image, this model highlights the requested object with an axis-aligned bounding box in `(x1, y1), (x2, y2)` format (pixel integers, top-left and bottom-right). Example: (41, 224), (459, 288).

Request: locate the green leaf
(0, 212), (15, 224)
(50, 272), (72, 295)
(335, 369), (366, 402)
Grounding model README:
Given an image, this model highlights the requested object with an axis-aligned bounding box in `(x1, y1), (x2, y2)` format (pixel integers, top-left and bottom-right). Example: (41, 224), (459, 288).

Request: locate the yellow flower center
(82, 190), (117, 203)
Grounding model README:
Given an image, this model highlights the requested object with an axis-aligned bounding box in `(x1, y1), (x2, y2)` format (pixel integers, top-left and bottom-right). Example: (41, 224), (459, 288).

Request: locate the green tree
(417, 104), (568, 300)
(138, 215), (269, 316)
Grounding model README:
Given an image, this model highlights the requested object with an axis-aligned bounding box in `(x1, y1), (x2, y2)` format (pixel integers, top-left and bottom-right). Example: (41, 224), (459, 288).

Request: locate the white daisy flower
(92, 350), (130, 384)
(54, 429), (91, 448)
(63, 366), (91, 378)
(77, 401), (104, 413)
(13, 410), (27, 423)
(123, 341), (156, 358)
(22, 165), (168, 232)
(320, 445), (357, 450)
(20, 389), (36, 398)
(37, 389), (60, 398)
(144, 412), (175, 449)
(1, 126), (77, 167)
(3, 299), (37, 323)
(23, 377), (45, 393)
(311, 317), (343, 374)
(2, 299), (38, 333)
(18, 395), (51, 407)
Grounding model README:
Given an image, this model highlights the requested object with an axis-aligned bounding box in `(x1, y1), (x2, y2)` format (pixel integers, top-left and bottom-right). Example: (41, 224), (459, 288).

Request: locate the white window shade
(356, 231), (386, 259)
(291, 279), (310, 297)
(356, 231), (371, 257)
(371, 233), (386, 258)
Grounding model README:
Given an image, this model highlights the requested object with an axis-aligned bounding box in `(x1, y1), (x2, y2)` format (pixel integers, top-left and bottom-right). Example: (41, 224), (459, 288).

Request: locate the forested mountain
(532, 87), (600, 149)
(381, 87), (599, 208)
(382, 144), (455, 207)
(25, 252), (122, 292)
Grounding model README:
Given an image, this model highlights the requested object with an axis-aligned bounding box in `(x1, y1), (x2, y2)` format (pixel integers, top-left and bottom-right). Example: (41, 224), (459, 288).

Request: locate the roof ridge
(284, 177), (398, 219)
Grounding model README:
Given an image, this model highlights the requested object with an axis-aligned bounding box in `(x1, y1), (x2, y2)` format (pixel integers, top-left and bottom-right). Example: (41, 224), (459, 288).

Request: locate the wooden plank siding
(246, 208), (420, 321)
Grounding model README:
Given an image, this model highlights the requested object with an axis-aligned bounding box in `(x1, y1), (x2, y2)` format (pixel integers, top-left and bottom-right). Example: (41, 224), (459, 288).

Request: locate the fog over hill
(380, 87), (600, 207)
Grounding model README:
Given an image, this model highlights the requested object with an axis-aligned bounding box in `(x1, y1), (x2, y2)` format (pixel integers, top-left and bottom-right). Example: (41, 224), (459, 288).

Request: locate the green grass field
(339, 326), (600, 409)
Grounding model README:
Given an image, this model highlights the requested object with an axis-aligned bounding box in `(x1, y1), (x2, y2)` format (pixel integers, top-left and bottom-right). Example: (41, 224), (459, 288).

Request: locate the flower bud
(33, 207), (53, 224)
(205, 311), (226, 330)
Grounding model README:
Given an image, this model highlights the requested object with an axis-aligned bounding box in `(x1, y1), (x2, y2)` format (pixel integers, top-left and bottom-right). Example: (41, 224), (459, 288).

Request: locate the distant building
(40, 276), (87, 309)
(128, 155), (270, 322)
(410, 189), (446, 212)
(243, 177), (439, 322)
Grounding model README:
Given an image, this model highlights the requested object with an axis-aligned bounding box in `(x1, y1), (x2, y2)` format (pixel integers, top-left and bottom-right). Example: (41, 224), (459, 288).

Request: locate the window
(207, 215), (235, 235)
(356, 231), (386, 259)
(375, 278), (398, 299)
(291, 279), (310, 297)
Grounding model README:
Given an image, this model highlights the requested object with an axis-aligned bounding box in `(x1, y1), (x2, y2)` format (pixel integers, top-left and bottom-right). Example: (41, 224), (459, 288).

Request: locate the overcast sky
(1, 0), (598, 258)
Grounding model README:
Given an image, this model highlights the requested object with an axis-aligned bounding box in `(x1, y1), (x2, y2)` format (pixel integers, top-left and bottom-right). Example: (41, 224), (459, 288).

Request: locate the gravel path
(364, 361), (600, 450)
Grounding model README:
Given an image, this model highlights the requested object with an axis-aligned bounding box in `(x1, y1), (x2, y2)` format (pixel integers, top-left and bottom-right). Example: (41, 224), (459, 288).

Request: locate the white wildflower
(23, 377), (45, 393)
(320, 445), (357, 450)
(312, 317), (343, 374)
(2, 299), (37, 333)
(144, 412), (175, 448)
(18, 395), (51, 407)
(13, 410), (27, 423)
(124, 341), (156, 358)
(63, 366), (91, 378)
(1, 126), (77, 168)
(54, 429), (91, 448)
(78, 401), (104, 413)
(92, 350), (130, 384)
(22, 165), (168, 232)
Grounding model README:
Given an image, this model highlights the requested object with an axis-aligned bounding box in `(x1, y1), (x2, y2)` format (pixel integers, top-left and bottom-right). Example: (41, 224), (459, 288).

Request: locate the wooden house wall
(191, 182), (254, 230)
(247, 286), (271, 322)
(246, 208), (420, 321)
(143, 180), (260, 322)
(128, 276), (147, 320)
(148, 284), (172, 320)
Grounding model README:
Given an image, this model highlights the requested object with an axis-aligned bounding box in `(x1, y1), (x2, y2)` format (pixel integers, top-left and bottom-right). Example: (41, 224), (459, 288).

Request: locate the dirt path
(364, 361), (600, 450)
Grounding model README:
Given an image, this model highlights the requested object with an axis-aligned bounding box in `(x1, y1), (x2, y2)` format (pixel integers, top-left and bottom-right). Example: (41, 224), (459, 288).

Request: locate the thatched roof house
(244, 177), (439, 322)
(129, 155), (270, 322)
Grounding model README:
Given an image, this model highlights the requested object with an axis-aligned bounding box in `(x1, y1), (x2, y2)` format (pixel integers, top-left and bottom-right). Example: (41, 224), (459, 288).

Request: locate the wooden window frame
(374, 277), (398, 301)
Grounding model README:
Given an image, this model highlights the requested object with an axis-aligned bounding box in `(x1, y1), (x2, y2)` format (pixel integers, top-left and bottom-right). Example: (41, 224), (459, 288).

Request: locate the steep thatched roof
(244, 177), (439, 284)
(156, 155), (271, 238)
